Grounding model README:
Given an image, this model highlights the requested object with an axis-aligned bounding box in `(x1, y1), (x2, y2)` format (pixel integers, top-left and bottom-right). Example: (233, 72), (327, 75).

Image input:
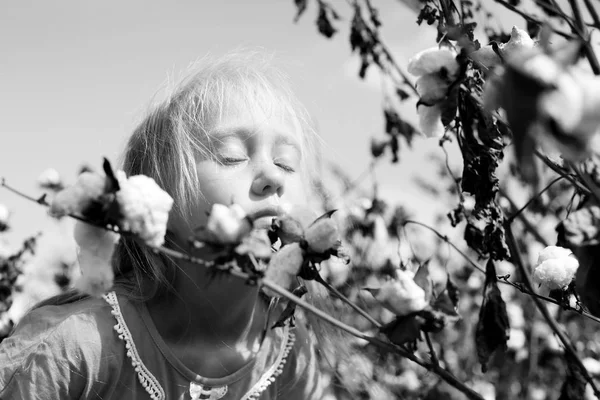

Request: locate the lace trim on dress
(240, 321), (296, 400)
(104, 290), (296, 400)
(102, 291), (166, 400)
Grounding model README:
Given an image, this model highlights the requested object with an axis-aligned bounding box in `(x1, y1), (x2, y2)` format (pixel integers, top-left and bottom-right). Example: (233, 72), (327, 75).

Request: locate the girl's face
(172, 99), (309, 245)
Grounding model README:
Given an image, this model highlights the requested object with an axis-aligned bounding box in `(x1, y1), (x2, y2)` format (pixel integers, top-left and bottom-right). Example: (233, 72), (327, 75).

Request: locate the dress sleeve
(0, 303), (123, 400)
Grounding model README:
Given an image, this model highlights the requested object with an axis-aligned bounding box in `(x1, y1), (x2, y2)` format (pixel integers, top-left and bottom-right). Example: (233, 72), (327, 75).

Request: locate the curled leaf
(475, 260), (510, 372)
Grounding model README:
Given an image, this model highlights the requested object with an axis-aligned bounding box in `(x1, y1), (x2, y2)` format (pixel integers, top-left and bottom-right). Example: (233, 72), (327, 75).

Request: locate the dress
(0, 290), (323, 399)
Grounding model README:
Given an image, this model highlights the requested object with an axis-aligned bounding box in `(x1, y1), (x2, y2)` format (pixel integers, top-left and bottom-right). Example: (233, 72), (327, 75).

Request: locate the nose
(251, 162), (285, 198)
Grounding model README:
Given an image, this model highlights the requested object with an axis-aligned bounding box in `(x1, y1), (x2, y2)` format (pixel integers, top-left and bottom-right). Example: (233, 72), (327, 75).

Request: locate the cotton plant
(407, 46), (460, 138)
(483, 30), (600, 165)
(469, 26), (535, 70)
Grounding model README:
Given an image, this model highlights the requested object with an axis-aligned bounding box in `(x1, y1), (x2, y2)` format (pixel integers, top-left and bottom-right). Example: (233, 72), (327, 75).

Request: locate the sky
(0, 0), (531, 249)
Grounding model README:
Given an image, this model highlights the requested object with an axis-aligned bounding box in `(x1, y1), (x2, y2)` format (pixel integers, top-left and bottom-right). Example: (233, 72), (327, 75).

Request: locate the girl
(0, 51), (329, 399)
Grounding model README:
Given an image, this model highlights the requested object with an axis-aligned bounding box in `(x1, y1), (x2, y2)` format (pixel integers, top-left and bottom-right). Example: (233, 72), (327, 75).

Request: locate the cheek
(284, 175), (309, 204)
(194, 161), (253, 214)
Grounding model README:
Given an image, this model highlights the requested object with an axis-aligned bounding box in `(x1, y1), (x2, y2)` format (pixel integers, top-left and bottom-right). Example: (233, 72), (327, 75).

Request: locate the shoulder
(2, 295), (119, 363)
(0, 295), (125, 398)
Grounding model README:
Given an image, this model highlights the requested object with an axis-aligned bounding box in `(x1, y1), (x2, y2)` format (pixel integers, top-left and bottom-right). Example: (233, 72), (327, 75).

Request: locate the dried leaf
(432, 289), (459, 317)
(316, 1), (337, 38)
(475, 259), (510, 372)
(102, 158), (120, 193)
(571, 243), (600, 317)
(380, 315), (421, 348)
(293, 0), (308, 22)
(271, 285), (308, 329)
(413, 260), (433, 302)
(558, 353), (588, 400)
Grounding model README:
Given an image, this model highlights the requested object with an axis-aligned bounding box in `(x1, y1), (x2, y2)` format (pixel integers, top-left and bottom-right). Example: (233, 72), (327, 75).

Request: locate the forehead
(209, 89), (304, 146)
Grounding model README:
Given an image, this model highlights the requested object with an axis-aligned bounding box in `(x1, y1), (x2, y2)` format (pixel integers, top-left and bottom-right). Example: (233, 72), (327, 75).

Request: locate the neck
(146, 258), (267, 346)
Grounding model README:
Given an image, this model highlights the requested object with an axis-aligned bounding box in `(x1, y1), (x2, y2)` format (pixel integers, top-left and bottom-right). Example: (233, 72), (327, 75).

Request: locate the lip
(253, 216), (277, 229)
(247, 205), (284, 220)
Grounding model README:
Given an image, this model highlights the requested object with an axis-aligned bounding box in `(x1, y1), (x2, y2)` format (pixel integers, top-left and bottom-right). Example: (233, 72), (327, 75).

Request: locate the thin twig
(505, 176), (564, 224)
(2, 178), (485, 400)
(260, 276), (484, 400)
(315, 275), (382, 328)
(493, 0), (576, 39)
(403, 219), (485, 273)
(533, 150), (590, 194)
(498, 275), (600, 324)
(583, 0), (600, 30)
(569, 0), (600, 74)
(500, 190), (550, 247)
(424, 331), (440, 366)
(404, 218), (600, 324)
(504, 223), (600, 398)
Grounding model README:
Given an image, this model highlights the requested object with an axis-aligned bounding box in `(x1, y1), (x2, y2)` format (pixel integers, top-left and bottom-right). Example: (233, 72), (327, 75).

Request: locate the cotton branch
(504, 223), (600, 398)
(403, 218), (600, 324)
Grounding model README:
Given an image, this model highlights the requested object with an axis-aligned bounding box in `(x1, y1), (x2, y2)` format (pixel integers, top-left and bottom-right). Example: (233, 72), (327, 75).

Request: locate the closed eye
(221, 156), (248, 166)
(274, 162), (296, 173)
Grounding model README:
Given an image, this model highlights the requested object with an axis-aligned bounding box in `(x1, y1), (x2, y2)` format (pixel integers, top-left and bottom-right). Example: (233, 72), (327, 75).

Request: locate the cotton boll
(418, 104), (445, 138)
(533, 258), (578, 290)
(408, 47), (460, 77)
(537, 73), (584, 134)
(500, 26), (535, 56)
(38, 168), (63, 190)
(73, 222), (119, 297)
(49, 172), (107, 217)
(416, 74), (451, 104)
(264, 243), (304, 297)
(305, 218), (339, 253)
(366, 269), (428, 317)
(116, 172), (174, 247)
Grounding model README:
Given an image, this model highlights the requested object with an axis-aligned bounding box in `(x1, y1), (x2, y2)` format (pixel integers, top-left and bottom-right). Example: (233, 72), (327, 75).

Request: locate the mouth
(252, 216), (277, 230)
(247, 205), (284, 220)
(247, 206), (284, 229)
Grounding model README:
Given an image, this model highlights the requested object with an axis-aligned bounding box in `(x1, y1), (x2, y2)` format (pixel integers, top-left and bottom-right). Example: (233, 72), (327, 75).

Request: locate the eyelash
(221, 157), (247, 165)
(275, 162), (296, 173)
(220, 156), (296, 173)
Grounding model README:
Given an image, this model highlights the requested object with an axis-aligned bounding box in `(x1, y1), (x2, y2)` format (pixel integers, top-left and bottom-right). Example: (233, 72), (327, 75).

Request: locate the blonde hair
(115, 50), (322, 298)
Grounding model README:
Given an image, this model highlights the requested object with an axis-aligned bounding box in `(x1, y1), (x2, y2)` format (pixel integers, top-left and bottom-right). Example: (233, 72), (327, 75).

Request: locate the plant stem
(504, 176), (564, 224)
(404, 218), (600, 323)
(500, 191), (550, 247)
(493, 0), (576, 39)
(424, 331), (439, 366)
(403, 220), (485, 273)
(583, 0), (600, 30)
(504, 222), (600, 398)
(569, 0), (600, 75)
(497, 275), (600, 324)
(260, 276), (484, 400)
(315, 275), (382, 328)
(533, 150), (590, 194)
